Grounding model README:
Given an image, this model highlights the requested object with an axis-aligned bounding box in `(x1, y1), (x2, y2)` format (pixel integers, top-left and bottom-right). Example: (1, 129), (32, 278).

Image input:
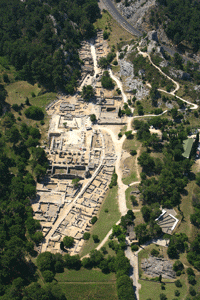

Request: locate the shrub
(83, 232), (90, 240)
(118, 132), (122, 138)
(31, 92), (36, 97)
(113, 60), (118, 65)
(176, 270), (182, 276)
(189, 286), (196, 296)
(131, 244), (139, 252)
(103, 31), (109, 40)
(174, 290), (180, 297)
(159, 294), (167, 300)
(130, 195), (138, 206)
(175, 279), (182, 287)
(42, 270), (54, 282)
(92, 235), (99, 243)
(161, 283), (165, 290)
(187, 268), (195, 276)
(90, 114), (96, 122)
(91, 216), (97, 224)
(130, 149), (137, 156)
(173, 260), (184, 272)
(25, 106), (44, 120)
(101, 71), (114, 89)
(151, 249), (159, 257)
(104, 208), (108, 213)
(3, 73), (9, 83)
(125, 131), (133, 139)
(12, 104), (20, 111)
(188, 275), (196, 285)
(63, 236), (74, 248)
(109, 172), (117, 188)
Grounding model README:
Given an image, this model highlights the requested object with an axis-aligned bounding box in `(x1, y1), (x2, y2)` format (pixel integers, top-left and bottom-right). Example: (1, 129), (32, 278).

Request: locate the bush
(175, 279), (182, 287)
(118, 132), (122, 138)
(103, 31), (109, 40)
(151, 249), (159, 257)
(91, 216), (97, 224)
(187, 268), (195, 276)
(25, 106), (44, 120)
(130, 195), (138, 206)
(3, 73), (9, 83)
(83, 232), (90, 240)
(12, 104), (20, 112)
(160, 294), (167, 300)
(173, 260), (184, 272)
(113, 60), (118, 65)
(131, 244), (139, 252)
(161, 283), (165, 290)
(189, 286), (196, 296)
(125, 131), (133, 139)
(188, 275), (196, 285)
(31, 92), (36, 97)
(176, 270), (182, 276)
(109, 172), (118, 188)
(130, 149), (137, 156)
(42, 270), (54, 282)
(174, 290), (180, 297)
(101, 71), (114, 89)
(92, 235), (99, 243)
(90, 114), (96, 122)
(63, 236), (74, 248)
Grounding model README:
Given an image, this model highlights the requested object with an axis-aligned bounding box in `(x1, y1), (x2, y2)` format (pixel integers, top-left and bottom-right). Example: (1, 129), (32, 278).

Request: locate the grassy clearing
(122, 155), (138, 185)
(125, 185), (141, 210)
(139, 276), (188, 300)
(80, 186), (120, 257)
(55, 267), (116, 282)
(175, 180), (196, 240)
(122, 135), (141, 152)
(5, 81), (56, 110)
(94, 11), (134, 49)
(59, 282), (118, 300)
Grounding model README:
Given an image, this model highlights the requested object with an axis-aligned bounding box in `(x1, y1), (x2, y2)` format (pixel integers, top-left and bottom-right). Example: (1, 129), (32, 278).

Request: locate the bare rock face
(147, 30), (158, 42)
(147, 40), (157, 53)
(169, 68), (191, 81)
(117, 0), (156, 29)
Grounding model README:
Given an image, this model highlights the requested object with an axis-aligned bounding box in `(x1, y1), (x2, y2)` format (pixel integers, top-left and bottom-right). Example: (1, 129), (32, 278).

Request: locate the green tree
(37, 252), (55, 272)
(81, 85), (94, 101)
(42, 270), (54, 282)
(63, 236), (74, 248)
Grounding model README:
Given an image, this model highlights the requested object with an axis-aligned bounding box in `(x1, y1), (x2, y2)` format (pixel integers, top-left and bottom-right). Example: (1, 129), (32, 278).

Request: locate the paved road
(100, 0), (192, 62)
(101, 0), (142, 37)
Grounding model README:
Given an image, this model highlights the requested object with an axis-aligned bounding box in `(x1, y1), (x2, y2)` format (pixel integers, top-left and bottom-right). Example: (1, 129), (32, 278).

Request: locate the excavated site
(32, 31), (128, 254)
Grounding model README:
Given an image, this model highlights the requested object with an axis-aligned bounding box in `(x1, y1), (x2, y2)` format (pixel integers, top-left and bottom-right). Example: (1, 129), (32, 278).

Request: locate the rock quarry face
(117, 0), (156, 29)
(119, 57), (149, 100)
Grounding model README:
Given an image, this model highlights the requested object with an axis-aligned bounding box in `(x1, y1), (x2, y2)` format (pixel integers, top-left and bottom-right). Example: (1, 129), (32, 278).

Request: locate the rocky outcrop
(117, 0), (156, 30)
(169, 68), (191, 81)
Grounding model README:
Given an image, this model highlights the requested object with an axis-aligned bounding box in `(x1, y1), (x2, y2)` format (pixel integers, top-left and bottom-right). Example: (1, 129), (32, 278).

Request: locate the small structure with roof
(182, 138), (194, 159)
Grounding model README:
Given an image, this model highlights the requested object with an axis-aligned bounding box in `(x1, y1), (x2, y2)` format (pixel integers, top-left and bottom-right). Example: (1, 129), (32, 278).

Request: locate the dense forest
(156, 0), (200, 51)
(0, 0), (100, 93)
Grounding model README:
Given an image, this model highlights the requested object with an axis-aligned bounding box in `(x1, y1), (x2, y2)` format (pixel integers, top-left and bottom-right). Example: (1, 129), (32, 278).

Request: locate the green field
(59, 282), (118, 300)
(80, 186), (120, 257)
(139, 277), (188, 300)
(55, 268), (116, 282)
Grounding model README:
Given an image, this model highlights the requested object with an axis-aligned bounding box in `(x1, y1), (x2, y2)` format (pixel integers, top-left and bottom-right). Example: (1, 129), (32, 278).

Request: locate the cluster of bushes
(167, 233), (188, 259)
(134, 119), (193, 208)
(25, 106), (44, 120)
(187, 234), (200, 270)
(81, 85), (94, 102)
(101, 71), (114, 89)
(109, 171), (118, 188)
(98, 52), (116, 68)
